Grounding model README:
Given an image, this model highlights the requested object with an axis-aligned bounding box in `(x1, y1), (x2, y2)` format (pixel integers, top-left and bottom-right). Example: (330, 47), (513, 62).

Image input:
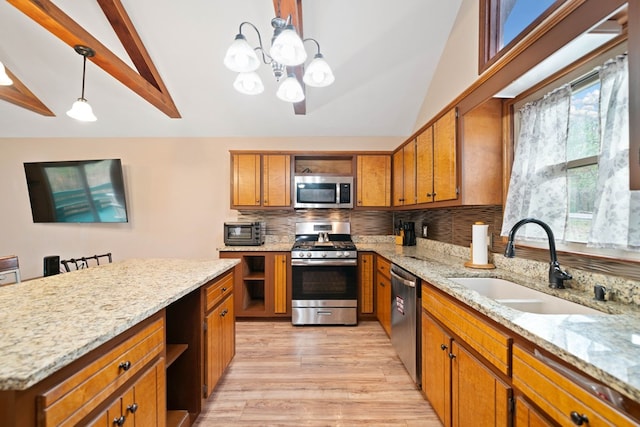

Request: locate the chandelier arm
(303, 38), (321, 55)
(239, 21), (275, 65)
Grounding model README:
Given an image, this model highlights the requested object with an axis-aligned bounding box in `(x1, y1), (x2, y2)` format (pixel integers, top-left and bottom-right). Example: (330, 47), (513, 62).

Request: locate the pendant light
(66, 45), (97, 122)
(0, 61), (13, 86)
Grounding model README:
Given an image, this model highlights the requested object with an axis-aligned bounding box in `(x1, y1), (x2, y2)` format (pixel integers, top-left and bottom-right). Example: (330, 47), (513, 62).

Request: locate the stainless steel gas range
(291, 222), (358, 326)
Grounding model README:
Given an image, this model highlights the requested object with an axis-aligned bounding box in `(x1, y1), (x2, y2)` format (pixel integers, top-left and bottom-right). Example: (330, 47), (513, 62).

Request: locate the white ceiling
(0, 0), (463, 138)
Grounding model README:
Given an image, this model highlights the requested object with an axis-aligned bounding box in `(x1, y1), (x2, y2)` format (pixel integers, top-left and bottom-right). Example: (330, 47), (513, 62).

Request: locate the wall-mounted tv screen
(24, 159), (129, 223)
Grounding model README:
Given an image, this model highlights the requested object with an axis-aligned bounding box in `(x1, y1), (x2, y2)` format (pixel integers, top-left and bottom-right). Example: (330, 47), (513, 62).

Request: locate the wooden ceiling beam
(7, 0), (181, 118)
(0, 67), (54, 116)
(273, 0), (306, 115)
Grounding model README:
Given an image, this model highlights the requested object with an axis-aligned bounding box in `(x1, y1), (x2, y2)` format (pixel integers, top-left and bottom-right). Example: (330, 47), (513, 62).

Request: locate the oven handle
(390, 269), (417, 287)
(291, 259), (357, 267)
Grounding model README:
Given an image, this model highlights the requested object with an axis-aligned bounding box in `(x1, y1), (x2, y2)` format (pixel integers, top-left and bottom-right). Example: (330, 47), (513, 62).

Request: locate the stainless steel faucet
(504, 218), (572, 289)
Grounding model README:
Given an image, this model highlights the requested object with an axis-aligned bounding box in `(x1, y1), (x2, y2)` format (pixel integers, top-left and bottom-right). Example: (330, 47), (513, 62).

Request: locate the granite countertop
(356, 241), (640, 404)
(0, 258), (238, 391)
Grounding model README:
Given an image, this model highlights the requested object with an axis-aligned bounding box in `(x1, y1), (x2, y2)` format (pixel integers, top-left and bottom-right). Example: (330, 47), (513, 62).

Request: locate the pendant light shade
(224, 34), (260, 72)
(303, 54), (335, 88)
(270, 24), (307, 66)
(233, 72), (264, 95)
(276, 73), (305, 103)
(68, 45), (97, 122)
(0, 61), (13, 86)
(66, 98), (97, 122)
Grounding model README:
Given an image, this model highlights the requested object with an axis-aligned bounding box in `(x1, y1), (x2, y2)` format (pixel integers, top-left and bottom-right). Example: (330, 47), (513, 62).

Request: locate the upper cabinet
(231, 153), (291, 209)
(393, 141), (416, 207)
(416, 108), (458, 204)
(356, 155), (391, 208)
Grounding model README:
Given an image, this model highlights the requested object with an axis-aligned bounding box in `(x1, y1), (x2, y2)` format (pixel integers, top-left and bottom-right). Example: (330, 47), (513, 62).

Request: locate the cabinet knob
(127, 403), (138, 414)
(440, 344), (448, 351)
(448, 353), (456, 360)
(220, 308), (229, 317)
(118, 361), (131, 371)
(222, 287), (228, 292)
(427, 193), (433, 197)
(113, 415), (126, 426)
(570, 411), (589, 426)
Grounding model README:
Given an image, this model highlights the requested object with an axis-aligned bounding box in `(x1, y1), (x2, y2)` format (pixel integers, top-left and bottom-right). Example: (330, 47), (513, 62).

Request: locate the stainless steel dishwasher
(390, 264), (421, 387)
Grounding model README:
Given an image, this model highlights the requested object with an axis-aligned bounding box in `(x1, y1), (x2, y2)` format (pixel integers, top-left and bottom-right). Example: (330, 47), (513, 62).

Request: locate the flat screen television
(24, 159), (129, 223)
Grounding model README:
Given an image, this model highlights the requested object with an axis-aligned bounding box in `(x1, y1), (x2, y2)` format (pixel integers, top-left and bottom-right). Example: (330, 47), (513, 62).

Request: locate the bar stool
(0, 255), (21, 284)
(61, 253), (112, 272)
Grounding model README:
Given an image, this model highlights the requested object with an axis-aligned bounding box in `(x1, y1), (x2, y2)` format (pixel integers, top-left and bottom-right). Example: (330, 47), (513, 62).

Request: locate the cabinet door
(263, 154), (291, 207)
(232, 154), (261, 207)
(433, 108), (457, 202)
(376, 272), (391, 336)
(451, 341), (511, 427)
(422, 311), (451, 426)
(515, 396), (554, 427)
(392, 149), (405, 206)
(126, 358), (165, 425)
(359, 253), (374, 314)
(220, 294), (236, 375)
(356, 155), (391, 207)
(273, 253), (288, 314)
(416, 126), (434, 204)
(403, 141), (416, 205)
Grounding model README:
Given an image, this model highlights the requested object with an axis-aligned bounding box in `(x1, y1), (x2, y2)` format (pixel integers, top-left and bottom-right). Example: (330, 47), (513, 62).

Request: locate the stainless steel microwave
(223, 221), (265, 246)
(293, 176), (353, 209)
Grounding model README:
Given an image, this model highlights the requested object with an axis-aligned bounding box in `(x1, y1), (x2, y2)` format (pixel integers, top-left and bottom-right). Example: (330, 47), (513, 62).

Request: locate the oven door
(291, 262), (357, 303)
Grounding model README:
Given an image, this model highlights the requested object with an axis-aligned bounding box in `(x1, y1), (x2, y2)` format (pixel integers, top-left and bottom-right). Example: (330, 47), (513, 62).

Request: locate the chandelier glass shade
(224, 16), (333, 103)
(0, 61), (13, 86)
(66, 45), (97, 122)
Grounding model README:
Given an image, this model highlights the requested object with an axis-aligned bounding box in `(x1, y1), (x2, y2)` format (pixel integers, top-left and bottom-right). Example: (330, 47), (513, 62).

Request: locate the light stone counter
(0, 258), (238, 391)
(356, 239), (640, 404)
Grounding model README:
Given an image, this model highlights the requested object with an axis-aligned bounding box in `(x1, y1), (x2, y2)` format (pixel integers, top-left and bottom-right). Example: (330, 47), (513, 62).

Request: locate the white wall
(0, 137), (399, 279)
(414, 0), (480, 130)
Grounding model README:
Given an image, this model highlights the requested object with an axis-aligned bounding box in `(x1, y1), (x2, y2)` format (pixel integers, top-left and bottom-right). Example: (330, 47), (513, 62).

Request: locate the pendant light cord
(80, 54), (87, 99)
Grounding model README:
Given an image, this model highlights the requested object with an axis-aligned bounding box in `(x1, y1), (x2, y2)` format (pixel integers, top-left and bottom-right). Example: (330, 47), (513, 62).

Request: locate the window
(480, 0), (563, 70)
(565, 75), (600, 242)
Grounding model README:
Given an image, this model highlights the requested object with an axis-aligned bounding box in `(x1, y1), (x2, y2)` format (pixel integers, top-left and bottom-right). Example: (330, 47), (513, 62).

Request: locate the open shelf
(167, 410), (190, 427)
(166, 344), (188, 368)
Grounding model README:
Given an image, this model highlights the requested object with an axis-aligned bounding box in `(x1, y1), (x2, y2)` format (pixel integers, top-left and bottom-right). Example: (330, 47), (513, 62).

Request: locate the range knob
(336, 251), (344, 258)
(297, 252), (305, 258)
(321, 252), (327, 258)
(306, 252), (312, 258)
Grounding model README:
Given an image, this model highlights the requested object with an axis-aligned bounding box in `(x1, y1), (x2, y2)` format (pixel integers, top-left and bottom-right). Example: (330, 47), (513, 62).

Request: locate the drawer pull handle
(127, 403), (138, 414)
(113, 415), (126, 426)
(118, 361), (132, 371)
(570, 411), (589, 425)
(440, 344), (448, 351)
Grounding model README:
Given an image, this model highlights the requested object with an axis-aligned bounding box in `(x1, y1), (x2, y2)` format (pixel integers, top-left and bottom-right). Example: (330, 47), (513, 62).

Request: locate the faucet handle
(549, 262), (572, 289)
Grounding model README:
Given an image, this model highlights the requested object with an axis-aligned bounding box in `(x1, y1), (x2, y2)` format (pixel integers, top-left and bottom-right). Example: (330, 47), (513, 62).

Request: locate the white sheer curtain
(501, 85), (572, 240)
(588, 55), (640, 249)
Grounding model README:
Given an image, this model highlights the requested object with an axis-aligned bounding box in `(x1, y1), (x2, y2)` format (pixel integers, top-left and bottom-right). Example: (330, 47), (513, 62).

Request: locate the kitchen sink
(447, 277), (605, 315)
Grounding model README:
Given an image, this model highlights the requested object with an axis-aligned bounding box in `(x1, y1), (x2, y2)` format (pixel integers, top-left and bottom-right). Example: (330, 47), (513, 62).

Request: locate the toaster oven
(224, 221), (266, 246)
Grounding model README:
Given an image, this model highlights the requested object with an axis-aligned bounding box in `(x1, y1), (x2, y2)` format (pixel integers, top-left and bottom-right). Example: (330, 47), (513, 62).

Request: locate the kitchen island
(0, 258), (238, 426)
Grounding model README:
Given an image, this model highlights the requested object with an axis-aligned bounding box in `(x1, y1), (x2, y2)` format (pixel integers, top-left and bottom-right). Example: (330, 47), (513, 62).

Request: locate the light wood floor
(193, 320), (442, 426)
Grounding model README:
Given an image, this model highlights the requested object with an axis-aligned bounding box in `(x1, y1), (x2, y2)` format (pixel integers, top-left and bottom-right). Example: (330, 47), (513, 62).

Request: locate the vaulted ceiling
(0, 0), (463, 138)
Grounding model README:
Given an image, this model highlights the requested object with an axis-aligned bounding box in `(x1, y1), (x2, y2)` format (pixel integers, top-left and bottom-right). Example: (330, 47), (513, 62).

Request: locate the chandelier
(223, 14), (334, 103)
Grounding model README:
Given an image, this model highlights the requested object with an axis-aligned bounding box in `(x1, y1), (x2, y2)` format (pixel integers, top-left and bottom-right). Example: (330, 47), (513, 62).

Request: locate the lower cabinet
(359, 252), (375, 317)
(220, 251), (290, 318)
(376, 255), (391, 336)
(203, 272), (235, 397)
(87, 358), (166, 427)
(421, 283), (512, 427)
(512, 344), (638, 426)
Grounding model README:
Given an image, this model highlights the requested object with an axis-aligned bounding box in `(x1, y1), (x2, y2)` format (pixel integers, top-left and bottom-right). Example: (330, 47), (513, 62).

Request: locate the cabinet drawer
(376, 256), (391, 279)
(205, 271), (234, 312)
(512, 345), (637, 426)
(37, 317), (165, 427)
(422, 284), (511, 375)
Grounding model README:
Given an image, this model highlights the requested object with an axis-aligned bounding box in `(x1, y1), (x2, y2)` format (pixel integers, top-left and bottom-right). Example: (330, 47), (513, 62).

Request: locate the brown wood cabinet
(375, 255), (391, 336)
(513, 344), (637, 426)
(231, 153), (291, 208)
(356, 155), (391, 207)
(358, 252), (374, 316)
(220, 252), (290, 318)
(514, 396), (554, 427)
(203, 271), (235, 398)
(87, 358), (166, 427)
(393, 141), (416, 206)
(421, 283), (512, 426)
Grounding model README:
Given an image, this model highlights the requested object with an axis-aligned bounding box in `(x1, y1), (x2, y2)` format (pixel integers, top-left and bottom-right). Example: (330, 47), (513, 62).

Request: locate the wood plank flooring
(193, 320), (442, 426)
